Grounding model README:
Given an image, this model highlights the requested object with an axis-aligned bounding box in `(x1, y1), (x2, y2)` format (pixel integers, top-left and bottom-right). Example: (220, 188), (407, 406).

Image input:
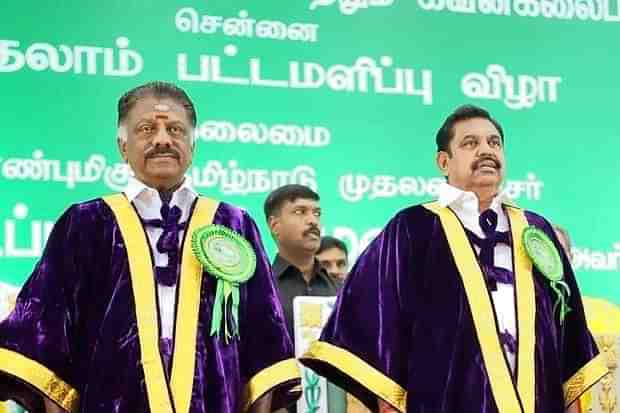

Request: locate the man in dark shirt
(264, 184), (339, 344)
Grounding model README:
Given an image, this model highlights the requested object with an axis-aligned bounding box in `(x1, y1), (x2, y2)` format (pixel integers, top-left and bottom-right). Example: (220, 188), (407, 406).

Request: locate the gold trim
(241, 358), (302, 412)
(595, 335), (617, 413)
(0, 348), (79, 412)
(423, 201), (533, 413)
(104, 194), (173, 413)
(170, 197), (219, 413)
(301, 341), (407, 412)
(564, 353), (609, 407)
(506, 206), (536, 413)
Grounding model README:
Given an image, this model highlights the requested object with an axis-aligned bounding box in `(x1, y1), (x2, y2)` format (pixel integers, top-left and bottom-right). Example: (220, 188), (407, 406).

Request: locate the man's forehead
(153, 103), (171, 112)
(453, 117), (500, 139)
(317, 247), (347, 259)
(127, 96), (190, 123)
(285, 198), (320, 208)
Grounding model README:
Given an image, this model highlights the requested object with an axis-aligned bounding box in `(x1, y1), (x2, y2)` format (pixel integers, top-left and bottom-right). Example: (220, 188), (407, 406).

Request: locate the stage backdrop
(0, 0), (618, 304)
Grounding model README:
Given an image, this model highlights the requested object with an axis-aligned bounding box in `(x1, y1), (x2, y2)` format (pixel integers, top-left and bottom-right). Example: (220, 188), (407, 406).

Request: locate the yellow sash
(423, 202), (535, 413)
(103, 194), (219, 413)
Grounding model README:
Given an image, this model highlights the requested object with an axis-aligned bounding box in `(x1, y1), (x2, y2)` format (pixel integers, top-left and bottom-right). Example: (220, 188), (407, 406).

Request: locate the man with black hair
(316, 236), (349, 282)
(264, 185), (339, 346)
(0, 81), (300, 413)
(301, 105), (606, 413)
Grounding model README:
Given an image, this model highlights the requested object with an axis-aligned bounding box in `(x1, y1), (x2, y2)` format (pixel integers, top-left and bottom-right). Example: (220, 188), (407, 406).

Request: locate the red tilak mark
(155, 114), (169, 120)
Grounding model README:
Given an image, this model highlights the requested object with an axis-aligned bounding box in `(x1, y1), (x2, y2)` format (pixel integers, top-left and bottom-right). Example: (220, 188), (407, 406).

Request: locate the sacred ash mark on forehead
(153, 102), (171, 112)
(153, 103), (171, 120)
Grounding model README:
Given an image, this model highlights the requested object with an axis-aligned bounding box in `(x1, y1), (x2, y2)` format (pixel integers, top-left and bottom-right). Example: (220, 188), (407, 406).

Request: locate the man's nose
(152, 126), (173, 147)
(477, 139), (494, 155)
(306, 213), (319, 226)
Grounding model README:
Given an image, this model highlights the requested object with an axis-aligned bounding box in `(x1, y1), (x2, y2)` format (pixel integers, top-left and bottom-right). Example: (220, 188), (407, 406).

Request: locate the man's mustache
(145, 147), (180, 159)
(472, 156), (501, 170)
(303, 226), (321, 237)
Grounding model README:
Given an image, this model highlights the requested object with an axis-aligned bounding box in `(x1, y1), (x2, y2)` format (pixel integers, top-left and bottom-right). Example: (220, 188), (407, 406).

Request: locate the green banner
(1, 0), (618, 305)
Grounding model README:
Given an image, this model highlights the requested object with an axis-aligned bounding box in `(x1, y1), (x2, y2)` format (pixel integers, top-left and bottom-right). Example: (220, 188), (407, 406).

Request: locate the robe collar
(437, 182), (510, 211)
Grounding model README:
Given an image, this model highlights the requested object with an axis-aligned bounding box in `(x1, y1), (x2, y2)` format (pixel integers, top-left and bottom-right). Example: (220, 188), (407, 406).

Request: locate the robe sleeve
(235, 210), (302, 412)
(300, 211), (414, 413)
(559, 267), (607, 409)
(0, 205), (86, 413)
(532, 215), (608, 408)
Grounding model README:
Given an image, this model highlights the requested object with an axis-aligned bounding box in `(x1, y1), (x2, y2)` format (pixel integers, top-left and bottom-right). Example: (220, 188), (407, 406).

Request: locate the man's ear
(118, 139), (128, 162)
(436, 151), (450, 177)
(267, 215), (279, 238)
(190, 129), (197, 152)
(117, 126), (129, 162)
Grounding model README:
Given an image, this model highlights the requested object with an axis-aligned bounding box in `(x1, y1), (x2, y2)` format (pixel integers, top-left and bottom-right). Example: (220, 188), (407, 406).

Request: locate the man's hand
(566, 401), (580, 413)
(249, 391), (273, 413)
(378, 399), (399, 413)
(44, 399), (63, 413)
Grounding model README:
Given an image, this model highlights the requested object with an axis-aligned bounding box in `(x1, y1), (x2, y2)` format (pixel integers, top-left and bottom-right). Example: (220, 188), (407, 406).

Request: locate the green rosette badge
(523, 226), (572, 324)
(192, 224), (256, 342)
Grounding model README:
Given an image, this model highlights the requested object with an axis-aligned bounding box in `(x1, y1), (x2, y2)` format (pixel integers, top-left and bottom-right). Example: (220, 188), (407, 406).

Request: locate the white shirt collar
(123, 176), (198, 221)
(124, 176), (197, 203)
(437, 181), (510, 215)
(437, 181), (512, 238)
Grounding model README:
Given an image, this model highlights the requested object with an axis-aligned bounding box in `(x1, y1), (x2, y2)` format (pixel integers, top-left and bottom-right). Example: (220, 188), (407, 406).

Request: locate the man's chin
(302, 240), (321, 254)
(140, 172), (186, 190)
(146, 162), (185, 177)
(473, 177), (502, 190)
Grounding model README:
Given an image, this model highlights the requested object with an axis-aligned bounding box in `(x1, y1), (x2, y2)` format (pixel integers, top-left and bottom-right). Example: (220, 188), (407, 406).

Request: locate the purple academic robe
(0, 197), (301, 413)
(300, 203), (607, 413)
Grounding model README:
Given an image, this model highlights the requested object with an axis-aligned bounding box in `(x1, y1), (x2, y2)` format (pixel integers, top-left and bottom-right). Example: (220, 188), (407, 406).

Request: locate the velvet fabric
(464, 229), (514, 290)
(301, 204), (599, 413)
(0, 198), (299, 412)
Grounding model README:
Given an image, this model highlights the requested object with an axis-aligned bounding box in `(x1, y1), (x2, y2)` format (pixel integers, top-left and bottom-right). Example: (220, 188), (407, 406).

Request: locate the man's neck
(278, 249), (316, 283)
(477, 192), (495, 212)
(470, 186), (498, 212)
(159, 188), (175, 204)
(142, 179), (184, 203)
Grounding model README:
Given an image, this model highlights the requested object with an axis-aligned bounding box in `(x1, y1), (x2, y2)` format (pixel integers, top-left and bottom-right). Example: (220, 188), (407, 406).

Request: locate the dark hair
(436, 104), (504, 153)
(317, 236), (348, 256)
(264, 184), (320, 220)
(117, 81), (197, 127)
